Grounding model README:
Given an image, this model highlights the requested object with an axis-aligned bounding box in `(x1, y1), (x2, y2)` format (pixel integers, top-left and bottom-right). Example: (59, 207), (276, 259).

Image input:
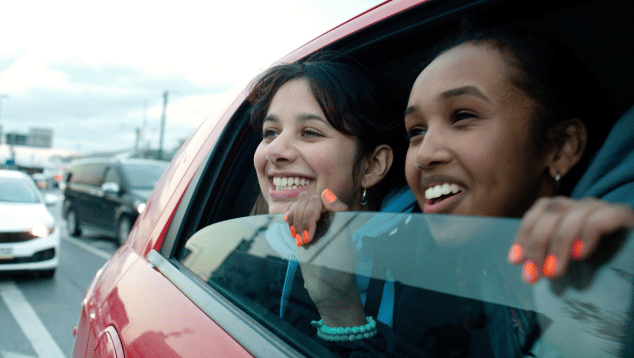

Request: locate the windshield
(0, 178), (40, 203)
(122, 162), (168, 189)
(178, 212), (634, 358)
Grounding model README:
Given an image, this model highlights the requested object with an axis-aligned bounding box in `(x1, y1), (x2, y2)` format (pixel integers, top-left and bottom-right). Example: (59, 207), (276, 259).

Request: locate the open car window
(171, 212), (634, 357)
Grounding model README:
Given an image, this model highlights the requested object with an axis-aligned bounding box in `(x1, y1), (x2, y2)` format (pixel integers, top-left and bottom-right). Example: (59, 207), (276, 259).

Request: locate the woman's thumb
(321, 189), (349, 212)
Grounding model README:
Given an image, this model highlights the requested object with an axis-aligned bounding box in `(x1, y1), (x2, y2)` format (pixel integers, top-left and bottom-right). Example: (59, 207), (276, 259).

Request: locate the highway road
(0, 190), (119, 358)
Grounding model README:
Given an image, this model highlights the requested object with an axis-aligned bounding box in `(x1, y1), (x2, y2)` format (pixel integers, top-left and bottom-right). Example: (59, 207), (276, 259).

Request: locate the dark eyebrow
(263, 112), (327, 123)
(298, 113), (327, 123)
(263, 114), (278, 124)
(404, 105), (418, 117)
(404, 86), (490, 118)
(441, 86), (491, 103)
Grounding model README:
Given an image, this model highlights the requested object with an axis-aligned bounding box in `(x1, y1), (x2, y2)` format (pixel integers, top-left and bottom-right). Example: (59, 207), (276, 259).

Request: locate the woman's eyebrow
(263, 112), (327, 123)
(404, 106), (418, 117)
(441, 86), (491, 103)
(263, 114), (278, 123)
(298, 113), (327, 122)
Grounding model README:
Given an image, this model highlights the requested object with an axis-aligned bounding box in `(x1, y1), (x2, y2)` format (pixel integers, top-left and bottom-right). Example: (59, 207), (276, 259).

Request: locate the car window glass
(88, 163), (108, 187)
(103, 167), (123, 186)
(71, 163), (108, 187)
(0, 178), (39, 203)
(68, 164), (85, 184)
(177, 212), (634, 357)
(121, 163), (168, 189)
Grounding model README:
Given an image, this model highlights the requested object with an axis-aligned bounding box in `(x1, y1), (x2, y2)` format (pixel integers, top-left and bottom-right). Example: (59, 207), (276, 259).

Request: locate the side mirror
(101, 182), (121, 195)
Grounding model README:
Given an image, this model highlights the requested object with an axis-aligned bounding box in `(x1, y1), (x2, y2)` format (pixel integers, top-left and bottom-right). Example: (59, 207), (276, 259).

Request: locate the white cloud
(0, 0), (381, 154)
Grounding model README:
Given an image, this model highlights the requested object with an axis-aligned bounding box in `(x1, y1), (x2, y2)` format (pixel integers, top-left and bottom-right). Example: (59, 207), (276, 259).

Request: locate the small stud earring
(554, 173), (561, 192)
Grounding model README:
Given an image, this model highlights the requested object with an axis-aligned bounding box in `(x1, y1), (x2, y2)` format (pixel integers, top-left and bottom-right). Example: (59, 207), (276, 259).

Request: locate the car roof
(0, 169), (31, 180)
(118, 158), (170, 166)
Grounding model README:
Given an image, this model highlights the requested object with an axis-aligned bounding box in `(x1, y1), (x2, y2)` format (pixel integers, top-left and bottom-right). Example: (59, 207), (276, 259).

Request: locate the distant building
(5, 132), (28, 146)
(4, 127), (53, 148)
(28, 128), (53, 148)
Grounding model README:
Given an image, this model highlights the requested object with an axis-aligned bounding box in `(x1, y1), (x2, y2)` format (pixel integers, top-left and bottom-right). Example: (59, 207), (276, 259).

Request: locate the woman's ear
(547, 118), (588, 178)
(363, 144), (393, 188)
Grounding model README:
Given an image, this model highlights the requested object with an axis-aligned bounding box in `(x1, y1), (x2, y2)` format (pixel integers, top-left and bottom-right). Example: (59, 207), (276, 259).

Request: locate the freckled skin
(253, 79), (362, 214)
(405, 44), (552, 217)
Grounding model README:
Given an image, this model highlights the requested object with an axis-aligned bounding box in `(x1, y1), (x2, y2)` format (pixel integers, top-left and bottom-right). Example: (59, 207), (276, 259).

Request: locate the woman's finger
(540, 199), (600, 279)
(291, 192), (310, 246)
(321, 189), (350, 212)
(301, 194), (324, 245)
(510, 197), (561, 265)
(578, 203), (634, 260)
(518, 197), (570, 283)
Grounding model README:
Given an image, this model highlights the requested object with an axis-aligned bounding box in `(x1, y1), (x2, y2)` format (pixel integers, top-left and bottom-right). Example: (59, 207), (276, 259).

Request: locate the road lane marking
(62, 236), (112, 260)
(0, 281), (65, 358)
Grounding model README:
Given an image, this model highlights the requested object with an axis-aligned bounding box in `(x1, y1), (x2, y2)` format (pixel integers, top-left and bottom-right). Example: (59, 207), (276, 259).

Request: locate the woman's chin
(268, 204), (287, 215)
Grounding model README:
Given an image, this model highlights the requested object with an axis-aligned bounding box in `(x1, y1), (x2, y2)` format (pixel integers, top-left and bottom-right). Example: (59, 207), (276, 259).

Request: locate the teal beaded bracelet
(310, 316), (378, 342)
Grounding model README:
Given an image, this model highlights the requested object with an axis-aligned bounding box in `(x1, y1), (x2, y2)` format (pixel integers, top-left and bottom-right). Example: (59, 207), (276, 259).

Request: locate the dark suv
(63, 158), (169, 244)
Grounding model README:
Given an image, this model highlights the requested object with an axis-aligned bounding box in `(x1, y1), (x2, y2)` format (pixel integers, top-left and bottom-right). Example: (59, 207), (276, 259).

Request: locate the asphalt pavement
(0, 190), (119, 358)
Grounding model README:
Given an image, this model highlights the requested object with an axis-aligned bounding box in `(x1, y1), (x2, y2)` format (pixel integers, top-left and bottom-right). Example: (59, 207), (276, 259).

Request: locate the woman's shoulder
(571, 105), (634, 207)
(380, 186), (417, 213)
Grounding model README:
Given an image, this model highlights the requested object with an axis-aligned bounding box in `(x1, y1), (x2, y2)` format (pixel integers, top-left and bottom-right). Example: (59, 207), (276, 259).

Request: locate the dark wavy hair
(248, 52), (407, 210)
(427, 28), (616, 195)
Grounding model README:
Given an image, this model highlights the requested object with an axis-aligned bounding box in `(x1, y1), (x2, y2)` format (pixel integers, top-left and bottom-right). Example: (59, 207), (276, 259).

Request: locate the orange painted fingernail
(290, 225), (295, 238)
(571, 238), (584, 259)
(296, 234), (303, 247)
(522, 260), (539, 284)
(284, 211), (289, 222)
(323, 189), (337, 203)
(508, 244), (523, 264)
(543, 254), (558, 277)
(302, 230), (310, 244)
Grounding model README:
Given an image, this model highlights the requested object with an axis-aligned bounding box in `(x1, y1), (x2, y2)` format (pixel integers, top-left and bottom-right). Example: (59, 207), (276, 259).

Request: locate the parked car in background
(31, 172), (57, 190)
(72, 0), (634, 357)
(63, 158), (169, 245)
(0, 169), (59, 277)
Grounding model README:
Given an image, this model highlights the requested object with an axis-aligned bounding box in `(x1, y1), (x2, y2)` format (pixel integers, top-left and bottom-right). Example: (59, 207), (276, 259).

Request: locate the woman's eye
(406, 127), (427, 141)
(262, 129), (278, 139)
(302, 129), (323, 138)
(453, 110), (477, 122)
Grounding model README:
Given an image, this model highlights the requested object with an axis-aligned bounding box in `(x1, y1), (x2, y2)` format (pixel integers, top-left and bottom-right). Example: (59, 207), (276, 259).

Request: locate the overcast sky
(0, 0), (382, 155)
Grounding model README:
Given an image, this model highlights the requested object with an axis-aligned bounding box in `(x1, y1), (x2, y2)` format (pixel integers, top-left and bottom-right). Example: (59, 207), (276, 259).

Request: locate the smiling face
(253, 78), (363, 214)
(405, 43), (554, 217)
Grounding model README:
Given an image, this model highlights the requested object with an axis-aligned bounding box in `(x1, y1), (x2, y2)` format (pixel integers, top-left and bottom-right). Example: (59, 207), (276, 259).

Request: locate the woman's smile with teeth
(425, 183), (463, 200)
(273, 176), (312, 191)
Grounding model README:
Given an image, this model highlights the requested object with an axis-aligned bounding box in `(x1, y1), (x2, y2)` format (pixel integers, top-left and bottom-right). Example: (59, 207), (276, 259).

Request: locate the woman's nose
(265, 133), (298, 164)
(415, 128), (452, 170)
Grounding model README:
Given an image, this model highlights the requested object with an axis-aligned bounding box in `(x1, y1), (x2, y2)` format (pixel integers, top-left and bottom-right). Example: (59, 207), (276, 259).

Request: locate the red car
(72, 0), (634, 357)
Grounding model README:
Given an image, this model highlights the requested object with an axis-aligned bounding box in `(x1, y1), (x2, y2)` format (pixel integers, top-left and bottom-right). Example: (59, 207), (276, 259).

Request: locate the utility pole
(134, 128), (141, 153)
(141, 99), (148, 158)
(135, 100), (148, 157)
(0, 94), (8, 145)
(158, 91), (168, 160)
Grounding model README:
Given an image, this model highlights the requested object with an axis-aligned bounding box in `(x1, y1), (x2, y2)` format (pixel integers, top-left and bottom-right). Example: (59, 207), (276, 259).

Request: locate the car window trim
(161, 102), (254, 258)
(147, 249), (316, 358)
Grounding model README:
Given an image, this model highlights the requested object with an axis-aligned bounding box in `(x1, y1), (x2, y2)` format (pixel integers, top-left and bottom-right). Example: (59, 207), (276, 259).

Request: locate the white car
(0, 169), (60, 277)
